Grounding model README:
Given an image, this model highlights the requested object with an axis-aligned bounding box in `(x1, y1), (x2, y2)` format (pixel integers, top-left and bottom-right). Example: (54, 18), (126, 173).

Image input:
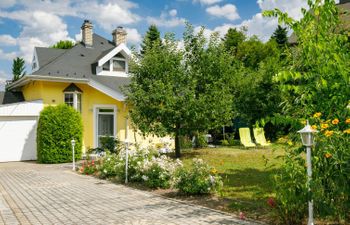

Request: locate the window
(64, 92), (82, 112)
(64, 93), (74, 107)
(112, 59), (126, 72)
(96, 107), (115, 147)
(102, 60), (110, 71)
(32, 62), (37, 70)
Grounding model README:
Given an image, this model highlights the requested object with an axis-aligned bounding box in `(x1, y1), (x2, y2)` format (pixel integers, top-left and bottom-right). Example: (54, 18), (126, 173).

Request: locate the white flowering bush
(173, 158), (222, 195)
(141, 155), (182, 188)
(97, 152), (118, 179)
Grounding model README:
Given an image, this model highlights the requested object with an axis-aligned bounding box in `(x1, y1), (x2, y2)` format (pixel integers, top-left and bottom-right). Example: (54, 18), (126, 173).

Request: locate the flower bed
(78, 145), (222, 195)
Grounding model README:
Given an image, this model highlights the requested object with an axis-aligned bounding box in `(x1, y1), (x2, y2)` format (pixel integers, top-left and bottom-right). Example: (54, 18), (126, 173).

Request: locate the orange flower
(311, 125), (317, 130)
(332, 119), (339, 125)
(346, 118), (350, 124)
(313, 112), (322, 118)
(324, 130), (334, 137)
(343, 129), (350, 134)
(321, 123), (329, 129)
(325, 153), (332, 159)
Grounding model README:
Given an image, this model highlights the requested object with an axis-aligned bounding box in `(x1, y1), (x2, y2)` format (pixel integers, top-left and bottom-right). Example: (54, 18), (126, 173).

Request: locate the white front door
(94, 106), (116, 147)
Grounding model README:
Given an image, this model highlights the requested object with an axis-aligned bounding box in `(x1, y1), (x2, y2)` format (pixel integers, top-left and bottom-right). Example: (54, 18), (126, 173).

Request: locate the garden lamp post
(71, 139), (76, 171)
(124, 139), (129, 184)
(298, 120), (318, 225)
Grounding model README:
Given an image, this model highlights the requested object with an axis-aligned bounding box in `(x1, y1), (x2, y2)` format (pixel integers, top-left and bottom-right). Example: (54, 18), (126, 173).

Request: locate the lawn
(179, 144), (285, 222)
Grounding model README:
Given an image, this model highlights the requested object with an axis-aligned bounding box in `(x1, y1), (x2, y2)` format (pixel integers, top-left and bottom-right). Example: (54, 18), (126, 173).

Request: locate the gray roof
(35, 47), (67, 69)
(288, 2), (350, 44)
(30, 33), (130, 94)
(0, 91), (25, 104)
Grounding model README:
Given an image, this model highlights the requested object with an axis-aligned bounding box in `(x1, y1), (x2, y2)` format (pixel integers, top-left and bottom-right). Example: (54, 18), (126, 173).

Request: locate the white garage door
(0, 100), (43, 162)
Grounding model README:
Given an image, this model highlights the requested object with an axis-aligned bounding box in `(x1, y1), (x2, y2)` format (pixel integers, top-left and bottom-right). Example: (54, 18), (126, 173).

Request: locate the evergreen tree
(222, 27), (246, 53)
(140, 25), (161, 55)
(51, 40), (75, 49)
(12, 57), (26, 82)
(271, 25), (288, 47)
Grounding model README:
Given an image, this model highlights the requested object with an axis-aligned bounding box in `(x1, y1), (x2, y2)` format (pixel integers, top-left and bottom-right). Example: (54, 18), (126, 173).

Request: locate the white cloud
(76, 1), (140, 31)
(0, 70), (9, 91)
(75, 31), (82, 42)
(0, 0), (15, 9)
(0, 34), (17, 46)
(169, 9), (177, 17)
(194, 23), (236, 40)
(236, 0), (308, 42)
(0, 10), (71, 63)
(206, 4), (240, 21)
(257, 0), (307, 20)
(193, 0), (222, 5)
(147, 10), (186, 27)
(0, 49), (16, 61)
(124, 27), (142, 44)
(0, 0), (142, 65)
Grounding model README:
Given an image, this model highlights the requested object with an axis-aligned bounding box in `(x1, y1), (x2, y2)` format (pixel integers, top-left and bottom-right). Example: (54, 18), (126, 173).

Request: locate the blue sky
(0, 0), (310, 90)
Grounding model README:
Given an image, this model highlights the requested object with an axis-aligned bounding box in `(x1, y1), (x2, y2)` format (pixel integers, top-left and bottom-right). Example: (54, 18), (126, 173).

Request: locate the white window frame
(111, 56), (127, 72)
(64, 92), (82, 112)
(93, 104), (117, 148)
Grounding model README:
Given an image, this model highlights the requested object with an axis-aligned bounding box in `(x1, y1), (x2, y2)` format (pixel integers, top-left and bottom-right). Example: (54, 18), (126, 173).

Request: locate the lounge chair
(239, 128), (256, 148)
(253, 128), (271, 147)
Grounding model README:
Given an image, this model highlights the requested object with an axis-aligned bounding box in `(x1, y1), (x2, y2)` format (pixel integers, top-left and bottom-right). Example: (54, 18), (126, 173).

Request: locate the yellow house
(5, 20), (157, 155)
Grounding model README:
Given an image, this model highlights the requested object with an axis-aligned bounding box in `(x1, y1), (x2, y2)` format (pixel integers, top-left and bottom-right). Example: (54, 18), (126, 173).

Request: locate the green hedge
(37, 104), (83, 163)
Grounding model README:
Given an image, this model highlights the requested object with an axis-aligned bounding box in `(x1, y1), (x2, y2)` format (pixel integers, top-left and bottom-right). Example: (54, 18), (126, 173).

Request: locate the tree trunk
(175, 126), (181, 158)
(175, 133), (181, 158)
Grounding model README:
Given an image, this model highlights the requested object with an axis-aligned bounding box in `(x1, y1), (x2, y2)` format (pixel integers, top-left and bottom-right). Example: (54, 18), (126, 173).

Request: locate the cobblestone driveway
(0, 162), (260, 225)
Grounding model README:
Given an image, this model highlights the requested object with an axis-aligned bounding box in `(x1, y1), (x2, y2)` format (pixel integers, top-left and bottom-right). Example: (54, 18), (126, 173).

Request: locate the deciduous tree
(126, 25), (236, 157)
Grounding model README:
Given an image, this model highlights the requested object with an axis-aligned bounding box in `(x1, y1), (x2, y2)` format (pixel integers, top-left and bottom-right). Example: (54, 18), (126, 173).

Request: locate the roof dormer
(95, 43), (131, 77)
(31, 49), (39, 73)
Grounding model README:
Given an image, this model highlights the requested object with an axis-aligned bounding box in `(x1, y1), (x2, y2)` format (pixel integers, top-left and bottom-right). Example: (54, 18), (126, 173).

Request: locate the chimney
(112, 26), (127, 46)
(81, 20), (93, 47)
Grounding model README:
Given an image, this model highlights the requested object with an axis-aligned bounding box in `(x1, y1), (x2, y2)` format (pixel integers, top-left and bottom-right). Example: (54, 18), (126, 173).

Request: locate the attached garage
(0, 100), (43, 162)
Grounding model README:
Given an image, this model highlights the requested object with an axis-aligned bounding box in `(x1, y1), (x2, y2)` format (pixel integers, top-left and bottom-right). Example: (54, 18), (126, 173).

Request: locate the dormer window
(96, 46), (130, 77)
(102, 60), (110, 71)
(32, 62), (37, 70)
(112, 58), (126, 72)
(100, 53), (127, 73)
(63, 83), (82, 112)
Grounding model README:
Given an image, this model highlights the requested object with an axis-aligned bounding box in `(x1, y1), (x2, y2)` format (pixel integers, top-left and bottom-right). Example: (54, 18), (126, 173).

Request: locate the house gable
(95, 43), (131, 77)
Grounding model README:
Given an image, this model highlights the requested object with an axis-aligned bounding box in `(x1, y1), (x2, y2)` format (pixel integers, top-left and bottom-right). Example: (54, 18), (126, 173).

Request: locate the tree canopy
(271, 25), (288, 47)
(11, 57), (26, 82)
(51, 40), (75, 49)
(126, 25), (237, 157)
(140, 24), (161, 55)
(222, 27), (246, 53)
(264, 0), (350, 121)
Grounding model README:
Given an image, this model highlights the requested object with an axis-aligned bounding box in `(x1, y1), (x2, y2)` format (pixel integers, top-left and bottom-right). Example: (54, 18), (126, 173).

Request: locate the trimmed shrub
(37, 104), (83, 163)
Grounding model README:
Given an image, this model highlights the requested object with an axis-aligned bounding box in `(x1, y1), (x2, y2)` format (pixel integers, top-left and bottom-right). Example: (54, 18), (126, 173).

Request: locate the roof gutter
(7, 75), (90, 90)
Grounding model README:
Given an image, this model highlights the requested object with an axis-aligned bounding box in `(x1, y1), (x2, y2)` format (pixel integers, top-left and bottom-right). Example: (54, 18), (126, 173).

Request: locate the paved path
(0, 162), (260, 225)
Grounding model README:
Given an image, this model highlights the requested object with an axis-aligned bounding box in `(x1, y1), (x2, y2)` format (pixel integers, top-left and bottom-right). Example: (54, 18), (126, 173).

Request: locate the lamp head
(71, 139), (76, 147)
(297, 120), (318, 147)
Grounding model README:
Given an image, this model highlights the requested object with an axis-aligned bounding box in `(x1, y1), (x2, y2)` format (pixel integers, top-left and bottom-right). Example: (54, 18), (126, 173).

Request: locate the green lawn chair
(253, 128), (271, 147)
(239, 128), (256, 148)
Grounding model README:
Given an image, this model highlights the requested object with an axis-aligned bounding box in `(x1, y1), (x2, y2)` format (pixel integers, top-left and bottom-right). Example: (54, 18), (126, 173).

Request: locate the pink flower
(239, 212), (246, 220)
(267, 197), (276, 208)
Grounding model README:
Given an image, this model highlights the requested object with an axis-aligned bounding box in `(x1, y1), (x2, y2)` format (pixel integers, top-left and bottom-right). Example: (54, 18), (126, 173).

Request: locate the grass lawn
(179, 144), (285, 222)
